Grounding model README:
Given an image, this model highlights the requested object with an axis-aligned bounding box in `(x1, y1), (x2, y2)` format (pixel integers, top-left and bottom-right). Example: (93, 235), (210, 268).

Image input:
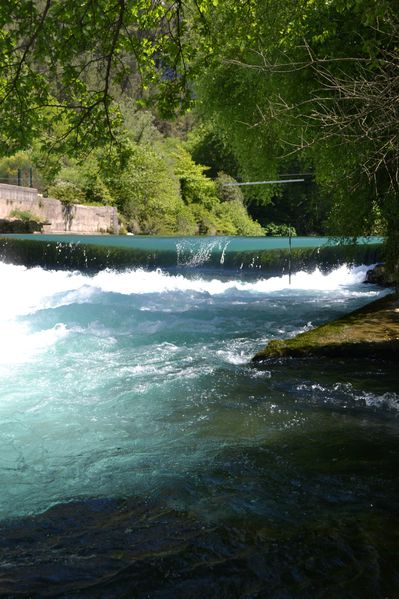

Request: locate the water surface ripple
(0, 261), (398, 597)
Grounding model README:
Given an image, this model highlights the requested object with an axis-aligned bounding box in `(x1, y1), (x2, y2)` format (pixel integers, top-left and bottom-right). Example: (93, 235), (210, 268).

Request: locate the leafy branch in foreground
(236, 31), (399, 193)
(0, 0), (206, 154)
(191, 0), (399, 268)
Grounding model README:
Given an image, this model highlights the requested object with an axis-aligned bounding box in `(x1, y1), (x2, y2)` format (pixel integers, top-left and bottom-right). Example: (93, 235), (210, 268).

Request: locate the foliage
(103, 141), (195, 234)
(0, 151), (31, 182)
(188, 0), (399, 271)
(250, 165), (331, 235)
(5, 0), (397, 247)
(168, 140), (264, 235)
(0, 0), (210, 155)
(120, 105), (163, 146)
(47, 181), (86, 205)
(169, 141), (217, 206)
(0, 151), (37, 189)
(0, 2), (350, 240)
(194, 60), (279, 206)
(217, 200), (264, 236)
(263, 223), (297, 237)
(0, 134), (263, 236)
(9, 209), (44, 224)
(215, 172), (244, 204)
(47, 155), (115, 206)
(187, 124), (240, 180)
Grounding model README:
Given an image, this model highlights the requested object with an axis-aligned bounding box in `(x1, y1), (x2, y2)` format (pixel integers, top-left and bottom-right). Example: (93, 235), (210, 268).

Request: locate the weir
(0, 234), (383, 274)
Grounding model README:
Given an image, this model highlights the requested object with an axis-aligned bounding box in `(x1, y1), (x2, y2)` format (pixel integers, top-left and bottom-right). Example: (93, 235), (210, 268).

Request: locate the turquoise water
(2, 233), (383, 252)
(0, 252), (398, 596)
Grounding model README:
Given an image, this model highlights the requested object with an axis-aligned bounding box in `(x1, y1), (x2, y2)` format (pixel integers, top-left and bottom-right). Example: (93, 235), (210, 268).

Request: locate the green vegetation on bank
(0, 138), (264, 236)
(9, 209), (44, 225)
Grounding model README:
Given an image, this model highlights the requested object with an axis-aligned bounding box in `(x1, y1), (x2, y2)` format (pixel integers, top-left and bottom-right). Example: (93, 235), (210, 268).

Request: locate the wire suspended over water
(222, 178), (305, 186)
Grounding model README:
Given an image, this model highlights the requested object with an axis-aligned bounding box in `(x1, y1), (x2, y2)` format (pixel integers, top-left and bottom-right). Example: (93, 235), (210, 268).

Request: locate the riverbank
(253, 291), (399, 361)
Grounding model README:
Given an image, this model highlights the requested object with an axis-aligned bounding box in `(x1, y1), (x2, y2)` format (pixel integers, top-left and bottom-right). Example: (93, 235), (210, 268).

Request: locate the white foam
(0, 261), (376, 322)
(0, 321), (69, 366)
(87, 264), (374, 296)
(237, 264), (373, 293)
(0, 262), (86, 366)
(0, 261), (378, 367)
(0, 263), (378, 364)
(217, 349), (250, 365)
(0, 262), (88, 318)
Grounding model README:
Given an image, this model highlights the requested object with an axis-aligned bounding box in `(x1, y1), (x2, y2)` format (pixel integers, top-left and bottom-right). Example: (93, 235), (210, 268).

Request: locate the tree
(0, 0), (207, 155)
(190, 0), (399, 271)
(3, 0), (399, 255)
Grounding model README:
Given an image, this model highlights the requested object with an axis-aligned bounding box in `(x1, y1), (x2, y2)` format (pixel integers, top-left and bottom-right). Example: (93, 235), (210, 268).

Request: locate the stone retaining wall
(0, 183), (38, 202)
(0, 184), (119, 234)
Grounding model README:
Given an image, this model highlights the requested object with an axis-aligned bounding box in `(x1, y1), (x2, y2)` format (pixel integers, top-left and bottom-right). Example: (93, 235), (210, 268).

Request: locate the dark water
(0, 256), (398, 597)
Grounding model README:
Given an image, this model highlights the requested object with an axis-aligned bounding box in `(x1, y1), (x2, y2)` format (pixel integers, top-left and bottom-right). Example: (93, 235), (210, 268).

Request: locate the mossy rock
(253, 292), (399, 362)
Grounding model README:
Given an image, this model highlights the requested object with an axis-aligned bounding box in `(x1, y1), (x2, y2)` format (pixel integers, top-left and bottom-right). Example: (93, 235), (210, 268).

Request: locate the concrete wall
(0, 184), (119, 234)
(0, 183), (38, 202)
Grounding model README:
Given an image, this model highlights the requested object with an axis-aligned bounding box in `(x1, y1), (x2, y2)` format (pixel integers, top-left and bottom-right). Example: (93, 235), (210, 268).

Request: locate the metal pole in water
(220, 178), (305, 285)
(288, 225), (292, 285)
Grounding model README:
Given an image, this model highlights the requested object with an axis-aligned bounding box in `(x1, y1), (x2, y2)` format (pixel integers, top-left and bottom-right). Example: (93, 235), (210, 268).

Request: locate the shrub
(217, 200), (264, 236)
(264, 223), (297, 237)
(47, 181), (85, 204)
(9, 208), (44, 224)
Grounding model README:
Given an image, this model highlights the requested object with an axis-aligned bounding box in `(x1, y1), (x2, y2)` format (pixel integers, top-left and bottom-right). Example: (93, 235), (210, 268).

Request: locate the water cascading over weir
(0, 231), (397, 597)
(0, 234), (384, 275)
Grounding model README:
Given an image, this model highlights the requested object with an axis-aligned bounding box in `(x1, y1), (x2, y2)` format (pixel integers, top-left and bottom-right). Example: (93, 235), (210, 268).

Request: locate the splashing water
(176, 237), (231, 267)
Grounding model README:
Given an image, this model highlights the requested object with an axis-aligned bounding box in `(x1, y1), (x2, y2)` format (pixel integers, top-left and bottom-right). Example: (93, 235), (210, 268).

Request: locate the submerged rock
(253, 292), (399, 361)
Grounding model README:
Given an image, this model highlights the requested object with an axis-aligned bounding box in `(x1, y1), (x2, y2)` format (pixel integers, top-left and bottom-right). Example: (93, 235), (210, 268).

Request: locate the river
(0, 236), (397, 597)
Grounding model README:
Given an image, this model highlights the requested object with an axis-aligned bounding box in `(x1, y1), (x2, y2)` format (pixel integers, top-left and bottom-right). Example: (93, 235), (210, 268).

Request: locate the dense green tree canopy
(189, 0), (399, 266)
(0, 0), (206, 154)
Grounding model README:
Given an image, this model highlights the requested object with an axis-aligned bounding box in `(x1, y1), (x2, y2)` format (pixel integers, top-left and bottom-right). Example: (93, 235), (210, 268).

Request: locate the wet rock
(365, 264), (396, 287)
(0, 218), (43, 233)
(253, 292), (399, 361)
